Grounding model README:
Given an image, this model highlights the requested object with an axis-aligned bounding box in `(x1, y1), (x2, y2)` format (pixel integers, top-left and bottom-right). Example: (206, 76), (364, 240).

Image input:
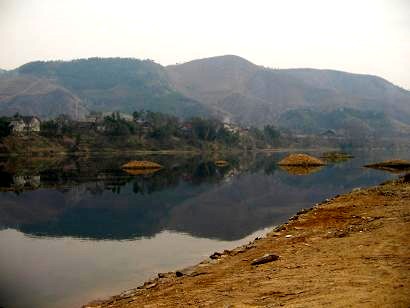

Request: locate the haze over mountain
(167, 55), (410, 134)
(1, 55), (409, 136)
(0, 58), (208, 120)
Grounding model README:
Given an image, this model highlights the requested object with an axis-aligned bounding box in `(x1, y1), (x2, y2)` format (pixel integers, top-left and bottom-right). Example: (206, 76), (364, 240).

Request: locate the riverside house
(9, 116), (41, 134)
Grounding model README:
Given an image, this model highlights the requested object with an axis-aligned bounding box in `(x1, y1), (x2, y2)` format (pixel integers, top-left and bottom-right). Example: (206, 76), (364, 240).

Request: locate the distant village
(8, 116), (41, 134)
(0, 112), (353, 152)
(4, 111), (251, 138)
(4, 112), (341, 140)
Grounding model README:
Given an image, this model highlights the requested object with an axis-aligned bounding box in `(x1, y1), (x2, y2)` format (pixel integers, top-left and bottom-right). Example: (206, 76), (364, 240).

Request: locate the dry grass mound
(365, 159), (410, 173)
(122, 160), (162, 170)
(278, 153), (326, 166)
(215, 160), (229, 167)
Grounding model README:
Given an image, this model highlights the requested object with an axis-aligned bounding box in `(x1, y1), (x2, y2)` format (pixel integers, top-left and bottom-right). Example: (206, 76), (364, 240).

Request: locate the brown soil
(84, 176), (410, 308)
(278, 153), (326, 166)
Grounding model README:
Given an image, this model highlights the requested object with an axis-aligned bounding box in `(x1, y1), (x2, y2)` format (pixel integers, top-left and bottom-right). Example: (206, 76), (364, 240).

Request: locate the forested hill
(167, 55), (410, 131)
(0, 58), (209, 119)
(1, 55), (410, 137)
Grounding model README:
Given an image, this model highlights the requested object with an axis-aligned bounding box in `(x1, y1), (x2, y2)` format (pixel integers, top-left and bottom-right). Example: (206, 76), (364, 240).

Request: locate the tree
(191, 118), (218, 141)
(40, 120), (59, 137)
(216, 127), (239, 145)
(263, 125), (280, 145)
(0, 117), (11, 138)
(103, 115), (135, 136)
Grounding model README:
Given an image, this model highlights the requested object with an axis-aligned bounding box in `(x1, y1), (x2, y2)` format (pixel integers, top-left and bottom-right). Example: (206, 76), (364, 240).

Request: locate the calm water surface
(0, 149), (408, 308)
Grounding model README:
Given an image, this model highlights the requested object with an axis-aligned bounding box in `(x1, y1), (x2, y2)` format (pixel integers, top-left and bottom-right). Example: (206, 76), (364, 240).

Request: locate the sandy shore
(84, 175), (410, 307)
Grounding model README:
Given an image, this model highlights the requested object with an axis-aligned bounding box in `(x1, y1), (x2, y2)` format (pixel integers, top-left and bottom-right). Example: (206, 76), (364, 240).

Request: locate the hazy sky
(1, 0), (409, 88)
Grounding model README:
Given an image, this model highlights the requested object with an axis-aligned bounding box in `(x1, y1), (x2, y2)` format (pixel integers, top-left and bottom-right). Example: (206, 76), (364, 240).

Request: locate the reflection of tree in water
(0, 150), (400, 241)
(0, 171), (13, 188)
(101, 157), (248, 195)
(129, 161), (234, 194)
(192, 162), (220, 185)
(0, 152), (340, 195)
(131, 171), (179, 195)
(0, 153), (279, 194)
(247, 154), (279, 175)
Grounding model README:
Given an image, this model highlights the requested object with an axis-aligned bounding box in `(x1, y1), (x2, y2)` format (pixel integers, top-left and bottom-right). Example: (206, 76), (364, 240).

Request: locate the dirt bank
(85, 176), (410, 308)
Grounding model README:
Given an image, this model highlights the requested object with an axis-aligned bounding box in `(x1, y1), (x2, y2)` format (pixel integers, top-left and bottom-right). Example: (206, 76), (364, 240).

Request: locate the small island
(365, 159), (410, 172)
(278, 153), (326, 166)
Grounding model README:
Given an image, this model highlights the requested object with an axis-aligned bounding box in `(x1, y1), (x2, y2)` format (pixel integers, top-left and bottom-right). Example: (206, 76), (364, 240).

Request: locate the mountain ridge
(1, 55), (409, 136)
(166, 55), (410, 126)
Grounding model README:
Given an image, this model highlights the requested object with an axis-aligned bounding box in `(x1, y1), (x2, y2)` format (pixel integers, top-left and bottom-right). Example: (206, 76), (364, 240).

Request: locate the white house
(9, 116), (41, 134)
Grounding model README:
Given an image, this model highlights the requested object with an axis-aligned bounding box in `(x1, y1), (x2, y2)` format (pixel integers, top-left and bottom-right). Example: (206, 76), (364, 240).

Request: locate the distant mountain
(0, 58), (209, 119)
(0, 74), (87, 119)
(1, 55), (410, 137)
(166, 55), (410, 132)
(278, 107), (410, 137)
(0, 69), (6, 75)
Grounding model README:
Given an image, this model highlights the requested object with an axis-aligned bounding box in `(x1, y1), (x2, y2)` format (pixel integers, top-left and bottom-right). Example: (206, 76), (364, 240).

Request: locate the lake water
(0, 149), (408, 308)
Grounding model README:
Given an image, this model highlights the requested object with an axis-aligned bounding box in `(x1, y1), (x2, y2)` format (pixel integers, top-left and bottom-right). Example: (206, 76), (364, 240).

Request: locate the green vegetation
(0, 111), (282, 155)
(364, 159), (410, 173)
(0, 117), (11, 138)
(278, 107), (395, 136)
(19, 58), (167, 90)
(17, 58), (209, 119)
(320, 151), (354, 163)
(2, 56), (409, 138)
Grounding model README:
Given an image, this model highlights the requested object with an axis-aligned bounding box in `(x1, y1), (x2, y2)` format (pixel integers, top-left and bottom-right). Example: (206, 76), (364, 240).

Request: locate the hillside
(1, 56), (410, 137)
(166, 56), (410, 132)
(278, 108), (410, 137)
(0, 58), (209, 119)
(0, 74), (88, 119)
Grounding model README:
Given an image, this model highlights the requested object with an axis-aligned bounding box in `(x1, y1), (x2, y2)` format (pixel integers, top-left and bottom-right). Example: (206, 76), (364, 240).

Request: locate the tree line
(0, 111), (281, 149)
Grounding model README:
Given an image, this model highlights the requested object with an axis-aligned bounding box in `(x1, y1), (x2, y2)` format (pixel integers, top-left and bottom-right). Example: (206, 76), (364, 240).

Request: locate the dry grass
(214, 160), (229, 167)
(278, 153), (326, 166)
(121, 160), (162, 170)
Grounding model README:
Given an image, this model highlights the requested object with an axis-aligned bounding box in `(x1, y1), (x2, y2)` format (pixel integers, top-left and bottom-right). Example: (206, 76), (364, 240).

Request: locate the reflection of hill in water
(0, 151), (402, 241)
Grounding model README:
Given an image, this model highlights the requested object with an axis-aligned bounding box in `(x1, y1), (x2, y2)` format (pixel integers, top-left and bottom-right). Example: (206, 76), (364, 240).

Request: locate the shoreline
(2, 144), (409, 158)
(84, 175), (410, 307)
(0, 147), (340, 158)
